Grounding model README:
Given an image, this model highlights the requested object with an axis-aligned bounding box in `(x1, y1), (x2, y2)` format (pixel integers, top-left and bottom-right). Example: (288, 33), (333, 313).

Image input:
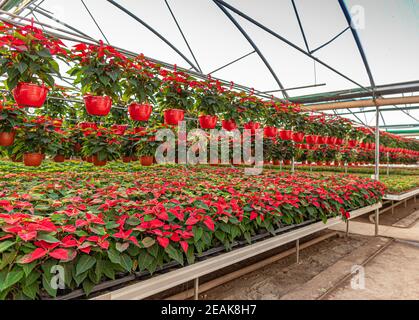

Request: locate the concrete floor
(203, 205), (419, 300)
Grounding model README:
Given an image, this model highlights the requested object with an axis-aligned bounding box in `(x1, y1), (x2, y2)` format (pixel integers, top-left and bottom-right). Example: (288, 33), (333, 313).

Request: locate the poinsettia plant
(0, 22), (67, 89)
(0, 101), (26, 132)
(81, 126), (121, 161)
(121, 54), (161, 104)
(156, 69), (194, 111)
(192, 79), (228, 116)
(68, 41), (127, 99)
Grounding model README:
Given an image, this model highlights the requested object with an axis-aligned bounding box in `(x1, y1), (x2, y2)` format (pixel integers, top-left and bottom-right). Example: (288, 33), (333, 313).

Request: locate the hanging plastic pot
(317, 136), (327, 144)
(292, 132), (305, 143)
(128, 102), (152, 121)
(348, 140), (357, 148)
(263, 126), (277, 138)
(84, 95), (112, 116)
(13, 82), (49, 108)
(283, 159), (291, 165)
(273, 159), (280, 166)
(221, 119), (237, 131)
(326, 136), (337, 145)
(23, 153), (43, 167)
(199, 115), (218, 129)
(140, 156), (154, 166)
(164, 109), (184, 126)
(278, 130), (293, 141)
(335, 138), (344, 145)
(243, 121), (261, 134)
(305, 135), (318, 145)
(0, 131), (16, 147)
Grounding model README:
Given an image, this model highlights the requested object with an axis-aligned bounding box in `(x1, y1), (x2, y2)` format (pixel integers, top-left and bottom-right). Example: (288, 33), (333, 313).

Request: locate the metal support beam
(208, 50), (255, 75)
(106, 0), (200, 72)
(310, 27), (350, 54)
(164, 0), (202, 73)
(374, 105), (380, 181)
(291, 0), (310, 52)
(336, 105), (419, 116)
(81, 0), (109, 44)
(213, 0), (371, 92)
(213, 1), (289, 99)
(338, 0), (376, 89)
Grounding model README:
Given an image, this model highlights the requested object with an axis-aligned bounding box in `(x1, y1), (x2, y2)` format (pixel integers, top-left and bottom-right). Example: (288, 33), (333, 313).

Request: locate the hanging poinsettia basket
(243, 121), (260, 134)
(84, 95), (112, 116)
(292, 132), (305, 143)
(164, 108), (185, 125)
(199, 115), (218, 129)
(264, 126), (277, 138)
(12, 83), (49, 108)
(279, 129), (292, 141)
(128, 102), (152, 121)
(222, 119), (237, 131)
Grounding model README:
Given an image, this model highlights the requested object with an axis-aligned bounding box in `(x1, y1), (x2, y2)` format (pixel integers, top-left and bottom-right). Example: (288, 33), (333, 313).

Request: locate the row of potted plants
(0, 167), (386, 299)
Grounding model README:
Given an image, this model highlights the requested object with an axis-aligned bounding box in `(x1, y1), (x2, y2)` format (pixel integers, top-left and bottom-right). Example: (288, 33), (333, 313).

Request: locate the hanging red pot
(335, 138), (344, 145)
(199, 115), (218, 129)
(283, 159), (291, 165)
(278, 130), (293, 141)
(0, 131), (16, 147)
(305, 135), (318, 145)
(264, 126), (277, 138)
(326, 136), (337, 145)
(348, 140), (357, 148)
(243, 121), (261, 134)
(370, 143), (376, 150)
(84, 95), (112, 116)
(13, 82), (49, 108)
(316, 161), (323, 166)
(273, 159), (280, 166)
(140, 156), (154, 166)
(122, 156), (132, 163)
(222, 119), (237, 131)
(292, 132), (305, 143)
(164, 109), (184, 125)
(128, 102), (152, 121)
(23, 153), (43, 167)
(53, 155), (65, 163)
(317, 136), (327, 144)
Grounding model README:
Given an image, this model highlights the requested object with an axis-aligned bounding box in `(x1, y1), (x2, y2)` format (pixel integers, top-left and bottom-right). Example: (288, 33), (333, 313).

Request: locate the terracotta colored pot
(279, 130), (293, 141)
(273, 159), (281, 166)
(140, 156), (154, 166)
(283, 159), (291, 165)
(128, 102), (152, 121)
(325, 161), (331, 166)
(164, 109), (184, 125)
(86, 156), (94, 163)
(53, 155), (65, 163)
(13, 82), (48, 108)
(0, 131), (16, 147)
(301, 160), (307, 165)
(264, 126), (277, 138)
(122, 156), (132, 163)
(84, 95), (112, 116)
(23, 153), (43, 167)
(131, 156), (139, 161)
(74, 143), (82, 152)
(316, 161), (323, 166)
(292, 132), (305, 143)
(221, 119), (237, 131)
(199, 115), (218, 129)
(93, 155), (107, 166)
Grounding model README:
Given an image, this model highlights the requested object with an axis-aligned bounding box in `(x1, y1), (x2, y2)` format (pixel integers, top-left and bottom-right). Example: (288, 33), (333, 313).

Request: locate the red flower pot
(74, 143), (82, 152)
(283, 159), (291, 165)
(221, 119), (237, 131)
(292, 132), (305, 143)
(244, 121), (261, 134)
(13, 82), (48, 108)
(279, 130), (293, 141)
(301, 160), (307, 165)
(0, 131), (16, 147)
(93, 155), (107, 166)
(122, 156), (132, 163)
(264, 126), (278, 138)
(84, 95), (112, 116)
(199, 115), (218, 129)
(140, 156), (154, 166)
(53, 155), (65, 163)
(326, 136), (337, 145)
(305, 135), (318, 145)
(335, 138), (344, 145)
(317, 136), (327, 144)
(23, 153), (43, 167)
(325, 161), (331, 166)
(164, 109), (184, 125)
(273, 159), (280, 166)
(348, 140), (357, 148)
(316, 161), (323, 166)
(128, 102), (152, 121)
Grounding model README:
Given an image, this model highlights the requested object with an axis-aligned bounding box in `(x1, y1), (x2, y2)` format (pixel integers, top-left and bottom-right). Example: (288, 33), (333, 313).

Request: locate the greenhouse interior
(0, 0), (418, 306)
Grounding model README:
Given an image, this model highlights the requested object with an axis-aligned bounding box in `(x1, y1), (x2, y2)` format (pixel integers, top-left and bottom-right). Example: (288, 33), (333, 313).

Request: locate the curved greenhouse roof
(1, 0), (418, 135)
